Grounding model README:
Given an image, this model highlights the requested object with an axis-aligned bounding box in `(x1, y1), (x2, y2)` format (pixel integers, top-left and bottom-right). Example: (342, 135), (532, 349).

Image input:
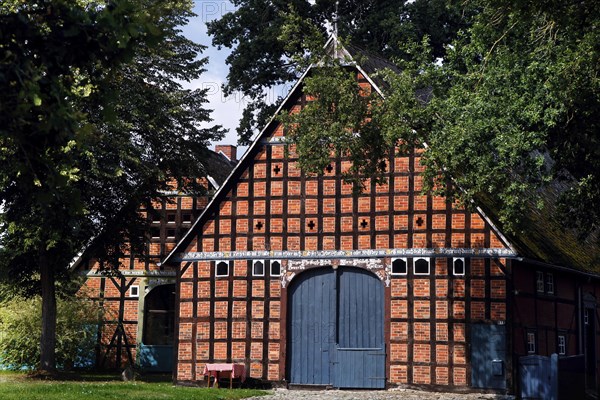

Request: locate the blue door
(334, 268), (386, 388)
(471, 324), (507, 389)
(287, 267), (385, 388)
(139, 284), (175, 372)
(288, 268), (336, 385)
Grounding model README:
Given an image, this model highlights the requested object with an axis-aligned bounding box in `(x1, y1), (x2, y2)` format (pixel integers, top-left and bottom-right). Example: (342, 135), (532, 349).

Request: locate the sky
(178, 1), (240, 149)
(179, 1), (292, 153)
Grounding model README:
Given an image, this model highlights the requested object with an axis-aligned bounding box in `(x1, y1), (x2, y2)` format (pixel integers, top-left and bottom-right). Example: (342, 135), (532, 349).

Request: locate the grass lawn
(0, 371), (269, 400)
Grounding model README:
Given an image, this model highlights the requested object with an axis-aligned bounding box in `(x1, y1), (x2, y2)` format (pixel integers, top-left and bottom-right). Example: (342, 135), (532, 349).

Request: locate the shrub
(0, 295), (101, 370)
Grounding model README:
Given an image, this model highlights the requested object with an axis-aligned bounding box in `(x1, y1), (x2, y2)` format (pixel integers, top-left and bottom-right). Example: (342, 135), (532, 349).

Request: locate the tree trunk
(39, 246), (57, 372)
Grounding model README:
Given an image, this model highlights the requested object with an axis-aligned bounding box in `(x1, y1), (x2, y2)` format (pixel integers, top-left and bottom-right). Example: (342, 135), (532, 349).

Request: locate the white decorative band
(261, 136), (288, 144)
(175, 248), (517, 262)
(80, 270), (177, 277)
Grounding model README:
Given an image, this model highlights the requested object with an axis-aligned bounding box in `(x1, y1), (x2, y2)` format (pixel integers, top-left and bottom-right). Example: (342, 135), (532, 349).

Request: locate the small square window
(546, 273), (554, 294)
(453, 258), (465, 276)
(215, 261), (229, 277)
(253, 260), (265, 277)
(558, 335), (566, 355)
(166, 212), (176, 223)
(150, 227), (161, 239)
(150, 211), (162, 224)
(414, 258), (430, 275)
(182, 213), (192, 223)
(166, 228), (176, 239)
(129, 285), (139, 298)
(391, 258), (407, 275)
(536, 271), (544, 293)
(270, 260), (281, 277)
(527, 332), (536, 354)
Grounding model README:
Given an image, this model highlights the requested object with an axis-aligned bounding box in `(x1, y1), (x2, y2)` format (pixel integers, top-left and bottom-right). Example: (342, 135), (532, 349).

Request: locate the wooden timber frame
(78, 194), (207, 370)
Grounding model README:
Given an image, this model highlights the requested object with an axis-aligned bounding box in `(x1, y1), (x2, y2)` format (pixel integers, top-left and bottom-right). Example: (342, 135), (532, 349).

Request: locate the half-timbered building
(73, 147), (236, 371)
(163, 38), (600, 394)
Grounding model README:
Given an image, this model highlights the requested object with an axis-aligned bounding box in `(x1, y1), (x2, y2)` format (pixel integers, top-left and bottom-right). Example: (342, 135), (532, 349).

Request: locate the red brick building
(73, 148), (236, 371)
(161, 38), (600, 394)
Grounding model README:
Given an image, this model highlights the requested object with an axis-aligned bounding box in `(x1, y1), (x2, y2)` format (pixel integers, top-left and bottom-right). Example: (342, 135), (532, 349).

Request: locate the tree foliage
(277, 0), (600, 237)
(207, 0), (471, 144)
(0, 0), (223, 371)
(415, 0), (599, 235)
(0, 294), (100, 371)
(278, 65), (389, 190)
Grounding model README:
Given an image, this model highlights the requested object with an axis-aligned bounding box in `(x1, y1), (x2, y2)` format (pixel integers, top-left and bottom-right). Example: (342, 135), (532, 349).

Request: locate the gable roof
(163, 36), (600, 275)
(162, 36), (513, 266)
(321, 35), (398, 99)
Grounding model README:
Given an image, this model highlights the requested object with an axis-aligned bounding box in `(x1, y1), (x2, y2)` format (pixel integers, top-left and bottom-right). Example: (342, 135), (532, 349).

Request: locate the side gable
(484, 183), (600, 273)
(71, 149), (234, 272)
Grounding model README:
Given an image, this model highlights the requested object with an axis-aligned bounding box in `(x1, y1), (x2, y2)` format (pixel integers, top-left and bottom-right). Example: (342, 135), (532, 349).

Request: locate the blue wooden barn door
(287, 266), (385, 388)
(333, 267), (386, 388)
(288, 268), (337, 385)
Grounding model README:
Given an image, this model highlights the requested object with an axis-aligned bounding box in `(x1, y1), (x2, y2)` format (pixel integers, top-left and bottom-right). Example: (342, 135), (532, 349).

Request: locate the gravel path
(246, 388), (514, 400)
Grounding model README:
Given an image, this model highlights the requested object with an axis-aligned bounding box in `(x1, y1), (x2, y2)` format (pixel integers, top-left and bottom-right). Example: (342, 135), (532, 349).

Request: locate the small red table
(203, 363), (246, 388)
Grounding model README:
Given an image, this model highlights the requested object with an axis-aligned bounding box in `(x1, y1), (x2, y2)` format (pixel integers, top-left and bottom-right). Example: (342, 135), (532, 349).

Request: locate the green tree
(0, 293), (101, 370)
(279, 0), (600, 237)
(207, 0), (472, 144)
(0, 0), (223, 372)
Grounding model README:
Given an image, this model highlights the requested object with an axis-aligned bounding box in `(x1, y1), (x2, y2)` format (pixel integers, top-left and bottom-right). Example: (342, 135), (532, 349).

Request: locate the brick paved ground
(245, 388), (515, 400)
